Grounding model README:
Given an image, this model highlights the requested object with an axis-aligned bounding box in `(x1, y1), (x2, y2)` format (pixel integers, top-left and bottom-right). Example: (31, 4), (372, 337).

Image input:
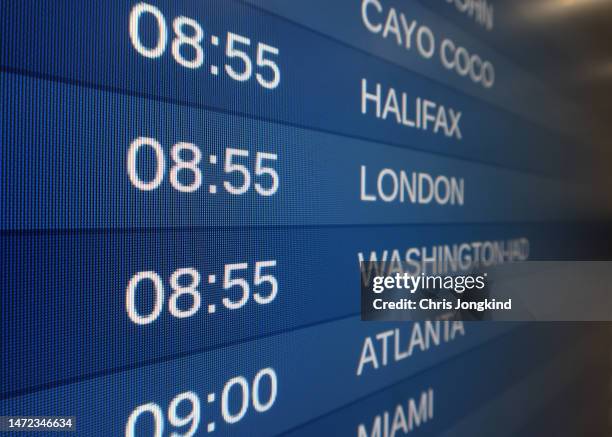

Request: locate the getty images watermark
(361, 261), (612, 322)
(360, 262), (512, 321)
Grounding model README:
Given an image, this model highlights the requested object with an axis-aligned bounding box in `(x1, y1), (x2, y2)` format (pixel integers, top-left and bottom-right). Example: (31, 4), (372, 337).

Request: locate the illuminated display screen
(1, 1), (612, 436)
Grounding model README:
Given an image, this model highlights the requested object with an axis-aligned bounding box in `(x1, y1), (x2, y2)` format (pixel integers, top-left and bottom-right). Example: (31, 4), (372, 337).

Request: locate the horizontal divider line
(0, 312), (360, 401)
(1, 220), (610, 237)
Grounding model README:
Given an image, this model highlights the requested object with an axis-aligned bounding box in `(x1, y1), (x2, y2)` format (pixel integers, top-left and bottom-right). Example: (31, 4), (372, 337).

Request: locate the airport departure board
(1, 1), (612, 436)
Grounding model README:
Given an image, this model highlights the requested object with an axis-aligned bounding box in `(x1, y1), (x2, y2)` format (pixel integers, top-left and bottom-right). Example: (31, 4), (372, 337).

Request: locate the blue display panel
(2, 223), (587, 394)
(0, 321), (511, 435)
(0, 74), (595, 230)
(1, 1), (610, 435)
(0, 323), (595, 436)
